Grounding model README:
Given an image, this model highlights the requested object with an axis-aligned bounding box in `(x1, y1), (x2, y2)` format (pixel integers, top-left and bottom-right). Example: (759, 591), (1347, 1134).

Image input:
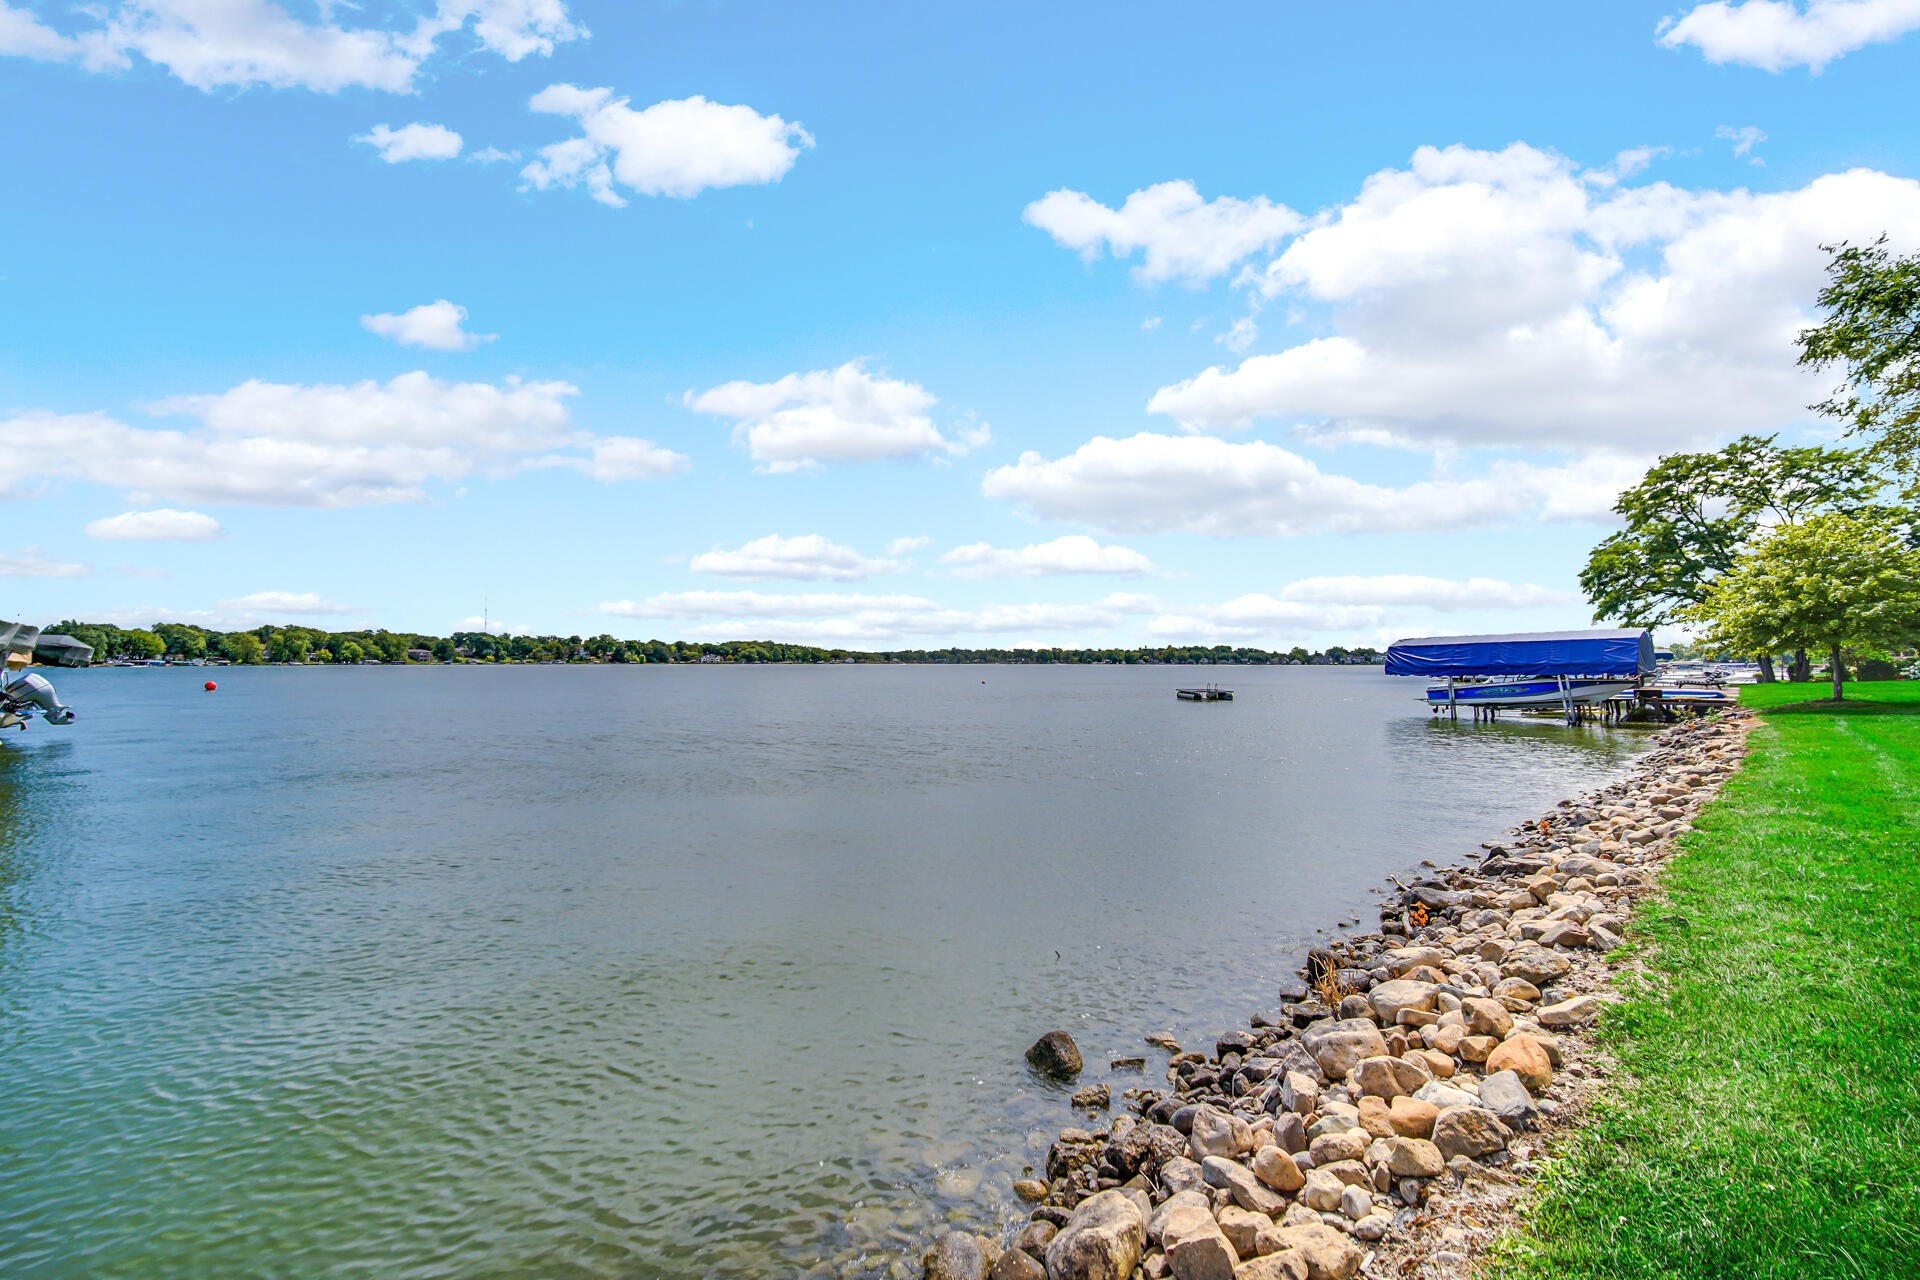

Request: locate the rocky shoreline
(923, 706), (1756, 1280)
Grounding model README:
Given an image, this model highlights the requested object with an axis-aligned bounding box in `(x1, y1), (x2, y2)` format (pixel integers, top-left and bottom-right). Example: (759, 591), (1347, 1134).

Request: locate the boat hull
(1424, 678), (1634, 709)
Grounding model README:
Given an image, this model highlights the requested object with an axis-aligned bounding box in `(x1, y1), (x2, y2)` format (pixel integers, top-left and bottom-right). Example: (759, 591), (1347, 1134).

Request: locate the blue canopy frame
(1384, 628), (1655, 678)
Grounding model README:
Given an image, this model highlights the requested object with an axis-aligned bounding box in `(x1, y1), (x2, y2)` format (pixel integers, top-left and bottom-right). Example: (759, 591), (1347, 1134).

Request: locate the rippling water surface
(0, 664), (1650, 1278)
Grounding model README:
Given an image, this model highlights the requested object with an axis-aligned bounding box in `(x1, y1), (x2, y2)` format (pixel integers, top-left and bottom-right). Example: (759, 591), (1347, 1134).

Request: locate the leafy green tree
(431, 638), (456, 662)
(1583, 435), (1891, 679)
(1798, 237), (1920, 472)
(220, 632), (265, 665)
(153, 623), (207, 659)
(335, 641), (364, 664)
(1685, 512), (1920, 702)
(122, 629), (165, 659)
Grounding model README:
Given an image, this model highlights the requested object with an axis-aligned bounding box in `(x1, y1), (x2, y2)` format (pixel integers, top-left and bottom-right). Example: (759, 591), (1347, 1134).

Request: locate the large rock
(1431, 1104), (1509, 1160)
(1538, 994), (1605, 1028)
(1484, 1034), (1552, 1093)
(1253, 1144), (1306, 1192)
(1477, 1070), (1538, 1129)
(1189, 1105), (1241, 1160)
(1045, 1189), (1144, 1280)
(1147, 1191), (1212, 1243)
(1373, 1136), (1444, 1178)
(1501, 947), (1571, 988)
(1270, 1111), (1308, 1154)
(1027, 1031), (1084, 1079)
(1377, 945), (1447, 976)
(1413, 1081), (1486, 1112)
(1273, 1222), (1364, 1280)
(1308, 1130), (1367, 1165)
(1160, 1156), (1206, 1195)
(1387, 1096), (1438, 1139)
(1348, 1055), (1427, 1100)
(1301, 1019), (1388, 1080)
(1201, 1155), (1287, 1215)
(1366, 979), (1438, 1024)
(1462, 997), (1513, 1039)
(1216, 1206), (1276, 1259)
(1160, 1204), (1239, 1280)
(925, 1232), (996, 1280)
(991, 1249), (1047, 1280)
(1234, 1252), (1309, 1280)
(1279, 1071), (1320, 1116)
(1303, 1167), (1345, 1212)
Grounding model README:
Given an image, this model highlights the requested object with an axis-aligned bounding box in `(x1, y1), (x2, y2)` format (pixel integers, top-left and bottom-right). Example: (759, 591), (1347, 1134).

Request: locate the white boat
(1422, 675), (1637, 710)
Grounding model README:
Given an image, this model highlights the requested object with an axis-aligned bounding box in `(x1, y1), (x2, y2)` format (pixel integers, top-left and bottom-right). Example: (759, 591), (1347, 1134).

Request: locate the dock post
(1447, 676), (1457, 721)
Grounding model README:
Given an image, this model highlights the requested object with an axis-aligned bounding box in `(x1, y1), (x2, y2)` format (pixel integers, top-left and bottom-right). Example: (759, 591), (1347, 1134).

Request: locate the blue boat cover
(1384, 628), (1654, 678)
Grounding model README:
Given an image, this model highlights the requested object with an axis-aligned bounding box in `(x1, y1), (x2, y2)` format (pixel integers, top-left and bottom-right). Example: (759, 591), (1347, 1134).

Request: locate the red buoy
(204, 681), (217, 691)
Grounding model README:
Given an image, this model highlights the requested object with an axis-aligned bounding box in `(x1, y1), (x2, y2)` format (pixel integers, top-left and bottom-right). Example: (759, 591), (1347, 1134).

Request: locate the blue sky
(4, 0), (1918, 648)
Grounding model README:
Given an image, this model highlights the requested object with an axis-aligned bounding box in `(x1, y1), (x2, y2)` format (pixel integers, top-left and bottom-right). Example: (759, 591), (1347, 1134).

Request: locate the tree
(123, 629), (165, 659)
(1685, 512), (1920, 702)
(431, 638), (456, 662)
(334, 641), (364, 664)
(1797, 237), (1920, 473)
(1583, 435), (1890, 679)
(220, 632), (265, 665)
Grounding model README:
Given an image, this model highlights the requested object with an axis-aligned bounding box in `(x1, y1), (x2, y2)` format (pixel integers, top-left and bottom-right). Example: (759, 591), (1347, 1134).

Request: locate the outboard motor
(0, 618), (79, 730)
(2, 670), (75, 725)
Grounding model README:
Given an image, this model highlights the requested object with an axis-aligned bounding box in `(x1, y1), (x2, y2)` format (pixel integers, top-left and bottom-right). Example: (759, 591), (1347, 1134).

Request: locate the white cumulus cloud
(690, 534), (904, 581)
(356, 122), (463, 162)
(887, 535), (931, 556)
(85, 508), (224, 541)
(939, 535), (1158, 579)
(0, 546), (89, 577)
(1024, 180), (1303, 285)
(1659, 0), (1920, 72)
(685, 361), (959, 472)
(361, 300), (495, 350)
(982, 433), (1649, 538)
(4, 372), (681, 507)
(1143, 145), (1920, 452)
(0, 0), (585, 93)
(1279, 575), (1578, 611)
(217, 590), (357, 615)
(522, 83), (812, 205)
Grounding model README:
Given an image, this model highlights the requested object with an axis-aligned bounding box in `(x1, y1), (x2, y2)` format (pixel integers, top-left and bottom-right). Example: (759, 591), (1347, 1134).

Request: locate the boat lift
(1384, 628), (1656, 727)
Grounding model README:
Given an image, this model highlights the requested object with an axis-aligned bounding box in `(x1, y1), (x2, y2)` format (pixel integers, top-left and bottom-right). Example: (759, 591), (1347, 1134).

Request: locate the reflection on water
(0, 666), (1649, 1278)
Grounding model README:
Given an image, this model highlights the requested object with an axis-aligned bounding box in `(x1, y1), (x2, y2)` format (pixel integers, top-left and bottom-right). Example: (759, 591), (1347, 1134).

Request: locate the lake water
(0, 664), (1650, 1278)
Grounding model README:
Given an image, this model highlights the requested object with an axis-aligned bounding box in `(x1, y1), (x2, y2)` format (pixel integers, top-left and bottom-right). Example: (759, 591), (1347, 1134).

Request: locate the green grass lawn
(1490, 681), (1920, 1279)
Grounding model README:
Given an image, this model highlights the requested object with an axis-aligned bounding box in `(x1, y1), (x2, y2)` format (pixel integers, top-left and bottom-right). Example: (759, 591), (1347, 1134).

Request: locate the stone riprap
(926, 708), (1752, 1280)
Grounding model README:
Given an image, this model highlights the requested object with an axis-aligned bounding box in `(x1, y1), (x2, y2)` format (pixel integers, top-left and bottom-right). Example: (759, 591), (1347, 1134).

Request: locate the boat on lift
(1, 620), (89, 732)
(1385, 628), (1655, 724)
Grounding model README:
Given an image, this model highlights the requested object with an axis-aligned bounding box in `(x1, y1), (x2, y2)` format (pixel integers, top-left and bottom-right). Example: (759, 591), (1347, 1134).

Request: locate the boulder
(1045, 1189), (1144, 1280)
(1270, 1112), (1308, 1155)
(1373, 1136), (1444, 1178)
(1366, 979), (1438, 1024)
(1484, 1034), (1552, 1093)
(1350, 1214), (1392, 1243)
(1338, 1183), (1371, 1221)
(1072, 1084), (1111, 1110)
(1501, 947), (1572, 988)
(1431, 1105), (1508, 1160)
(1018, 1221), (1059, 1258)
(925, 1232), (996, 1280)
(991, 1249), (1048, 1280)
(1028, 1031), (1084, 1079)
(1406, 1048), (1455, 1079)
(1014, 1179), (1049, 1202)
(1462, 997), (1513, 1039)
(1161, 1204), (1239, 1280)
(1348, 1054), (1428, 1099)
(1189, 1106), (1242, 1160)
(1458, 1035), (1496, 1063)
(1386, 1096), (1438, 1139)
(1301, 1020), (1388, 1079)
(1233, 1252), (1309, 1280)
(1252, 1144), (1305, 1192)
(1412, 1081), (1485, 1112)
(1147, 1191), (1211, 1243)
(1273, 1222), (1364, 1280)
(1354, 1096), (1394, 1138)
(1279, 1071), (1320, 1116)
(1492, 977), (1541, 1004)
(1160, 1156), (1206, 1195)
(1301, 1168), (1344, 1212)
(1309, 1130), (1368, 1165)
(1476, 1070), (1537, 1129)
(1201, 1155), (1287, 1215)
(1376, 946), (1448, 976)
(1215, 1206), (1271, 1259)
(1538, 994), (1605, 1028)
(1538, 921), (1591, 949)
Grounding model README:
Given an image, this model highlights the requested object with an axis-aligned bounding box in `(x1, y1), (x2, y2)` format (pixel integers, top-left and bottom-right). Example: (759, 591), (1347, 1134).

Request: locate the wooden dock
(1176, 685), (1233, 701)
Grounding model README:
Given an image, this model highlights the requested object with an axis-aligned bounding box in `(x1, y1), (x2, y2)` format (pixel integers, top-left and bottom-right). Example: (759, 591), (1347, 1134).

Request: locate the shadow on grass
(1759, 697), (1920, 716)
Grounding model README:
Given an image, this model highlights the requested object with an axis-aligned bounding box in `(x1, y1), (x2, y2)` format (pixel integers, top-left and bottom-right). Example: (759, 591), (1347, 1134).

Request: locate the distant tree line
(39, 621), (1384, 668)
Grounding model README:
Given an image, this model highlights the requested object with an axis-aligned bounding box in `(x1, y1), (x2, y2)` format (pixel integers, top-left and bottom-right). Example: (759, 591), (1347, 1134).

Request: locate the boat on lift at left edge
(0, 620), (90, 732)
